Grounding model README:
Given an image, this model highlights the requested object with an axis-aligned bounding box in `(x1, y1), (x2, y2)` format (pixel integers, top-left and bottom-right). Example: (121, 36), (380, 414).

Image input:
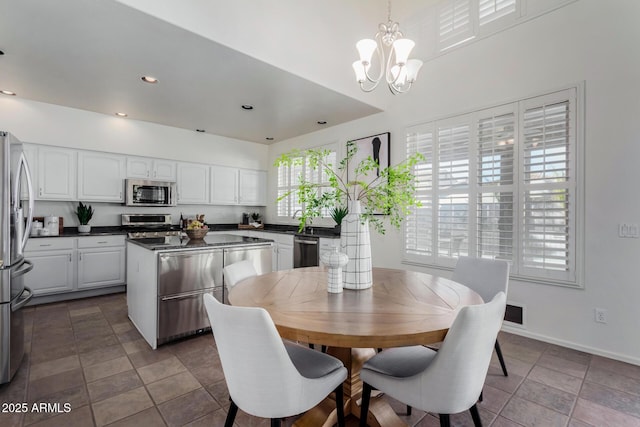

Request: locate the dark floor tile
(590, 355), (640, 382)
(157, 388), (218, 427)
(146, 371), (201, 404)
(478, 384), (511, 414)
(92, 386), (154, 426)
(484, 371), (525, 394)
(75, 334), (120, 354)
(182, 407), (229, 427)
(115, 328), (143, 344)
(104, 407), (166, 427)
(126, 346), (173, 369)
(205, 380), (230, 409)
(572, 397), (640, 427)
(543, 344), (592, 366)
(28, 368), (85, 401)
(87, 369), (142, 403)
(536, 353), (588, 379)
(26, 404), (94, 427)
(527, 365), (582, 394)
(515, 379), (576, 415)
(23, 385), (89, 425)
(585, 365), (640, 396)
(580, 381), (640, 419)
(175, 344), (218, 371)
(501, 396), (568, 427)
(80, 344), (126, 368)
(189, 363), (225, 388)
(29, 342), (78, 364)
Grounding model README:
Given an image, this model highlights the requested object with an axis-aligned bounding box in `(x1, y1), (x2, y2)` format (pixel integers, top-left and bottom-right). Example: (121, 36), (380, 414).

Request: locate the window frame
(403, 85), (584, 288)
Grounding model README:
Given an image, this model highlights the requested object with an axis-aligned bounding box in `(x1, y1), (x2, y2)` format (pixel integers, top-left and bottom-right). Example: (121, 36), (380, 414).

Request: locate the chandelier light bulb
(352, 0), (422, 94)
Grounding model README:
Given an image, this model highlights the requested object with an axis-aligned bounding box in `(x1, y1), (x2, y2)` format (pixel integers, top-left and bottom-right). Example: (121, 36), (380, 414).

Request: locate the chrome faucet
(292, 209), (302, 219)
(291, 210), (313, 234)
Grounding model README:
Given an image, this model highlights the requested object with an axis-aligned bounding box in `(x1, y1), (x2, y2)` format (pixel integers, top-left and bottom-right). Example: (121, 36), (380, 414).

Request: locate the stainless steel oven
(125, 179), (176, 207)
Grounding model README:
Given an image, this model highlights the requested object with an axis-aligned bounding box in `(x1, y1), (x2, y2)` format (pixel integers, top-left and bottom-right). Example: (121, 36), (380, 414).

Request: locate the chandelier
(352, 1), (423, 95)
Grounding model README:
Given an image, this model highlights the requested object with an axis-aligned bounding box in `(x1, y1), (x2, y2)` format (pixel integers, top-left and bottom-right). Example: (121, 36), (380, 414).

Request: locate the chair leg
(335, 384), (345, 427)
(270, 418), (281, 427)
(494, 339), (508, 376)
(407, 405), (412, 415)
(225, 399), (238, 427)
(439, 414), (451, 427)
(469, 404), (482, 427)
(479, 390), (483, 402)
(359, 383), (373, 427)
(321, 345), (327, 353)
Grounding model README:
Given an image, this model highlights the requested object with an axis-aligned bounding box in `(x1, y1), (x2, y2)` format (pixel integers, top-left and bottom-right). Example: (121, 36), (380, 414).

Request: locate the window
(405, 88), (581, 286)
(437, 0), (520, 51)
(276, 148), (337, 219)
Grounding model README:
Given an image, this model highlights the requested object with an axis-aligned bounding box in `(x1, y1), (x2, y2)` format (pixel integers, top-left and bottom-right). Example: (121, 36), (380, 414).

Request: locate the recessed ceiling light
(196, 129), (206, 133)
(241, 105), (254, 110)
(115, 112), (128, 117)
(317, 120), (327, 125)
(265, 137), (274, 141)
(1, 90), (16, 96)
(141, 76), (158, 84)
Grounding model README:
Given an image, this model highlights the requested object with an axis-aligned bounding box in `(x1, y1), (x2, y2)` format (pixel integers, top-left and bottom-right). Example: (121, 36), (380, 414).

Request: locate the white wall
(0, 97), (269, 227)
(268, 0), (640, 365)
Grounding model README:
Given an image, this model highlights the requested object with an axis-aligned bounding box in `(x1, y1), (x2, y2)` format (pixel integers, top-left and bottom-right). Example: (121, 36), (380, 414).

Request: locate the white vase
(320, 247), (349, 293)
(340, 200), (372, 290)
(78, 224), (91, 234)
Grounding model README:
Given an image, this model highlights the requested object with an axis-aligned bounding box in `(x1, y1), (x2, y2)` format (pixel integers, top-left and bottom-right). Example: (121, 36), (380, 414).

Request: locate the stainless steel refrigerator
(0, 131), (35, 384)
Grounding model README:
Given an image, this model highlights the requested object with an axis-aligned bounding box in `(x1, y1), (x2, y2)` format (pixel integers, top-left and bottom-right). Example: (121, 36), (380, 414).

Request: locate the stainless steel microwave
(125, 179), (177, 207)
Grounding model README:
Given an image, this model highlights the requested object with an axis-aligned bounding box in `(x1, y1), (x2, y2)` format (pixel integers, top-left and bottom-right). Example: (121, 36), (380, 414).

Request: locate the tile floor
(1, 292), (640, 426)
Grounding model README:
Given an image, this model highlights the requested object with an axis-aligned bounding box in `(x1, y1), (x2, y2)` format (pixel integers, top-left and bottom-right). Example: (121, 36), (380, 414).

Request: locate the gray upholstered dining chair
(223, 259), (257, 288)
(452, 256), (510, 377)
(359, 292), (507, 427)
(202, 293), (347, 427)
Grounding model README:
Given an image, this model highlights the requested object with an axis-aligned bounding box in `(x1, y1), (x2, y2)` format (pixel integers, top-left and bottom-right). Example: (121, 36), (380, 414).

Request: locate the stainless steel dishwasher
(157, 249), (223, 344)
(293, 235), (319, 268)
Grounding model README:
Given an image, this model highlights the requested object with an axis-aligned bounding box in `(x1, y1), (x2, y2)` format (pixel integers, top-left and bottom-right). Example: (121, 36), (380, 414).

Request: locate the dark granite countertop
(126, 233), (274, 252)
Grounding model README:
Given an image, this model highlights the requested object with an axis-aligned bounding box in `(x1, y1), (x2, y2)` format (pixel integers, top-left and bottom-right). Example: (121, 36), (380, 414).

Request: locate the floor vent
(504, 303), (524, 326)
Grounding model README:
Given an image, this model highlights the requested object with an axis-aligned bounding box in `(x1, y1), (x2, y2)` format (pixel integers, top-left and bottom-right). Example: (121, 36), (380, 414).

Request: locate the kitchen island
(126, 233), (273, 349)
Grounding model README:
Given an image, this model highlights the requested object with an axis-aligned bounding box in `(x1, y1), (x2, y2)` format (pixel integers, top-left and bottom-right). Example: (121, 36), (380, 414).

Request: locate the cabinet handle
(79, 253), (82, 261)
(39, 244), (52, 247)
(39, 188), (42, 196)
(68, 254), (72, 262)
(146, 170), (150, 177)
(97, 241), (108, 244)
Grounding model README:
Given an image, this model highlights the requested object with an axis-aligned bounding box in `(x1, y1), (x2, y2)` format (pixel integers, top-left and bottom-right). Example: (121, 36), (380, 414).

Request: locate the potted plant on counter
(76, 201), (94, 234)
(330, 205), (348, 235)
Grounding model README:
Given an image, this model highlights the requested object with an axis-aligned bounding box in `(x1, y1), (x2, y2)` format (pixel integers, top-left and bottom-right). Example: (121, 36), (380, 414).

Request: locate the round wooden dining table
(228, 267), (483, 427)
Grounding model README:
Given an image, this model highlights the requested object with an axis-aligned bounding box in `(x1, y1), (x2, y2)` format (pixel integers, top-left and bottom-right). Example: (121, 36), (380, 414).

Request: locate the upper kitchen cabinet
(210, 165), (239, 205)
(177, 162), (210, 204)
(37, 146), (76, 200)
(239, 169), (267, 206)
(127, 157), (176, 181)
(77, 151), (126, 202)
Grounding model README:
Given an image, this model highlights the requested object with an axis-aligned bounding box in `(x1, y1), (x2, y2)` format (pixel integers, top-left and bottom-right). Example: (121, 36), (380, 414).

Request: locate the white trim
(501, 325), (640, 367)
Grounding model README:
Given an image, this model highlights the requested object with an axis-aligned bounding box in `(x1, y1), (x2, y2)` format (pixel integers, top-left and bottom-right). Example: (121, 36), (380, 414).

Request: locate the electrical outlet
(595, 308), (607, 324)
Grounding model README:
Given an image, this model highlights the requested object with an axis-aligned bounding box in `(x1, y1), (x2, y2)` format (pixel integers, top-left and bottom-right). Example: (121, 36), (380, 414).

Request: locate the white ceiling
(0, 0), (400, 144)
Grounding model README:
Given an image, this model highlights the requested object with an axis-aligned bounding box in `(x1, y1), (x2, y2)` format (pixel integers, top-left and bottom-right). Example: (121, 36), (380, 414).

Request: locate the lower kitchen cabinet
(24, 235), (126, 300)
(77, 235), (126, 289)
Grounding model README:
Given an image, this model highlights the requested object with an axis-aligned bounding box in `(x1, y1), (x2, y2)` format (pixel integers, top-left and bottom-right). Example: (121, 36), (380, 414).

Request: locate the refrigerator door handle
(11, 259), (33, 279)
(13, 153), (35, 251)
(12, 286), (33, 312)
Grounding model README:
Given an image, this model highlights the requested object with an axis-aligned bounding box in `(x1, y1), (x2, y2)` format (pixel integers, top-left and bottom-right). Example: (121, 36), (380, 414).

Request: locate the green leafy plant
(274, 141), (424, 234)
(330, 205), (349, 226)
(75, 201), (94, 225)
(250, 212), (261, 222)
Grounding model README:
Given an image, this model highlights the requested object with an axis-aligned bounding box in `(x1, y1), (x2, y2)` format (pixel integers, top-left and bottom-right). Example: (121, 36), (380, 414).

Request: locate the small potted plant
(330, 205), (348, 235)
(76, 201), (94, 233)
(250, 212), (261, 225)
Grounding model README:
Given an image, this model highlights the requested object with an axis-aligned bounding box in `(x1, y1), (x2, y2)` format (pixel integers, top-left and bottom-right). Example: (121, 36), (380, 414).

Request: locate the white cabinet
(239, 169), (267, 206)
(77, 151), (126, 202)
(77, 236), (125, 289)
(210, 165), (239, 205)
(24, 238), (75, 295)
(127, 157), (176, 181)
(37, 146), (76, 200)
(277, 242), (294, 271)
(177, 162), (210, 204)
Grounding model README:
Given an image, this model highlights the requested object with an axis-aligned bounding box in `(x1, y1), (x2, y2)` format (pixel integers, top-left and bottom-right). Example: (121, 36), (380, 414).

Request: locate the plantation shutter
(479, 0), (517, 26)
(476, 106), (516, 261)
(405, 125), (434, 259)
(519, 89), (576, 282)
(276, 163), (291, 217)
(437, 121), (470, 259)
(438, 0), (475, 50)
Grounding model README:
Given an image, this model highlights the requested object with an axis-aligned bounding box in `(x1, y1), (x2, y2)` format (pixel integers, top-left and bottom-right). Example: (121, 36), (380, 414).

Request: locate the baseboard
(27, 285), (125, 306)
(502, 324), (640, 367)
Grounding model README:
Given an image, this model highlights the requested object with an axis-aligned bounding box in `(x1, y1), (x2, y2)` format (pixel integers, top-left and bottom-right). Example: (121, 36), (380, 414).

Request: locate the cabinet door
(177, 162), (210, 204)
(77, 247), (125, 289)
(24, 250), (75, 295)
(277, 244), (293, 271)
(238, 169), (267, 206)
(37, 147), (76, 200)
(126, 157), (152, 178)
(78, 152), (125, 202)
(211, 166), (238, 205)
(153, 160), (176, 181)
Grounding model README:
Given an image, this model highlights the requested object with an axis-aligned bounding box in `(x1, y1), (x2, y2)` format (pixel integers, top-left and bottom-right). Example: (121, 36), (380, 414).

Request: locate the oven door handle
(294, 239), (318, 245)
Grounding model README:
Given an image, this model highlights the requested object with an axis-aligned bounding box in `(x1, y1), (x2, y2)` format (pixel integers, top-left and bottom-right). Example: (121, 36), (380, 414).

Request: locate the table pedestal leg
(293, 347), (408, 427)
